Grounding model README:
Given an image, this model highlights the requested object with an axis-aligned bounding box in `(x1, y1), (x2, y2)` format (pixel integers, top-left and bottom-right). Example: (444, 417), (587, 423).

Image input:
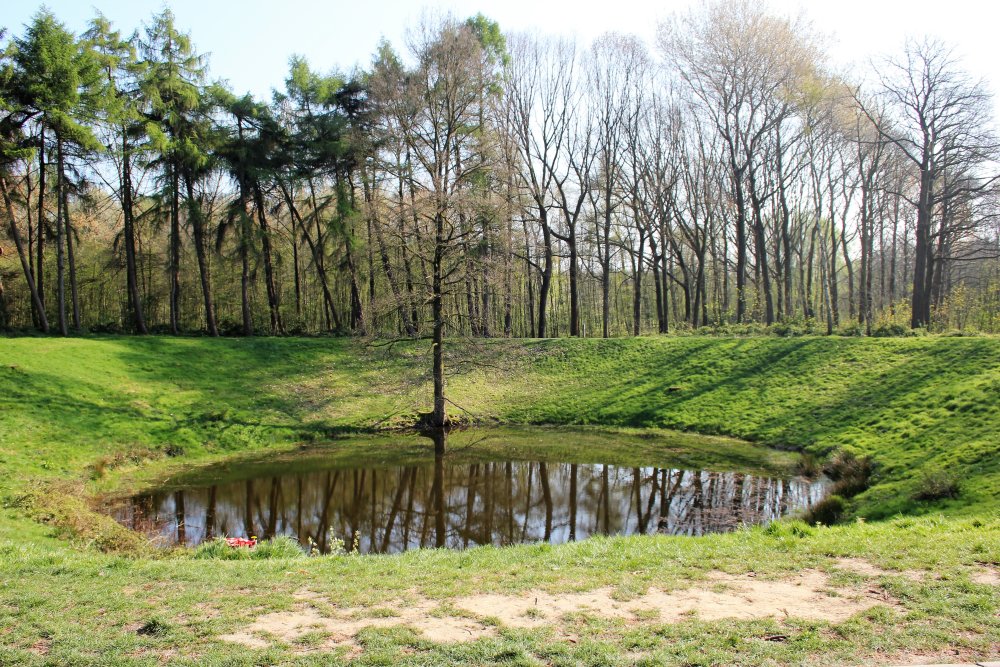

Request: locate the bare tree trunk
(431, 211), (447, 428)
(747, 173), (774, 325)
(911, 168), (933, 328)
(632, 220), (646, 336)
(537, 219), (552, 338)
(567, 228), (580, 336)
(601, 201), (612, 338)
(776, 142), (794, 320)
(732, 164), (749, 324)
(503, 214), (513, 337)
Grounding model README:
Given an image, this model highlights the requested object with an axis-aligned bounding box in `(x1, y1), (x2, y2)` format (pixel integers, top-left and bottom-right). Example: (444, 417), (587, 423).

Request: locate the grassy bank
(0, 335), (998, 665)
(1, 335), (997, 516)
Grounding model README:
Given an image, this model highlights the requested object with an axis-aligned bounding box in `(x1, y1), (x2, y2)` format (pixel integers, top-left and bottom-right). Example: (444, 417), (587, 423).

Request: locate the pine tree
(11, 9), (101, 334)
(84, 14), (149, 333)
(139, 9), (216, 335)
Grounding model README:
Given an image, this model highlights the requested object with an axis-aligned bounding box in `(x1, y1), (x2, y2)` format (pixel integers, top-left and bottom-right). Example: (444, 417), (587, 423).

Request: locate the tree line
(2, 2), (999, 342)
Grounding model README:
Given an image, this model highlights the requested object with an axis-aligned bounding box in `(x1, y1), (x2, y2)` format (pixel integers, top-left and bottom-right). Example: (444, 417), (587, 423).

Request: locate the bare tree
(377, 15), (497, 426)
(503, 33), (579, 337)
(659, 0), (821, 324)
(863, 38), (1000, 328)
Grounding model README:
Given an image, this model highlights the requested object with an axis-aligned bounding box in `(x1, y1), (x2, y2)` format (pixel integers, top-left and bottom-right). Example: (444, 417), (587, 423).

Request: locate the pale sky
(3, 0), (998, 113)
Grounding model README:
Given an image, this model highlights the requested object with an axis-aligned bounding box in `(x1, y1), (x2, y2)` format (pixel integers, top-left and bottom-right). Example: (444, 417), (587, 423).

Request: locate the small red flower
(225, 536), (257, 548)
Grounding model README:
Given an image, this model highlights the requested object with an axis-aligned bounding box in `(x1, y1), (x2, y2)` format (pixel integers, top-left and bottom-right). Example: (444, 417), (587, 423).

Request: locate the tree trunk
(366, 172), (416, 336)
(841, 217), (856, 320)
(121, 132), (147, 333)
(280, 182), (341, 331)
(185, 176), (218, 336)
(650, 245), (665, 333)
(911, 167), (933, 328)
(747, 176), (774, 325)
(169, 164), (181, 334)
(732, 164), (748, 324)
(36, 128), (45, 311)
(55, 136), (67, 336)
(601, 203), (612, 338)
(537, 218), (552, 338)
(632, 224), (645, 337)
(62, 162), (80, 332)
(291, 200), (302, 318)
(568, 227), (580, 336)
(778, 175), (793, 319)
(253, 182), (283, 334)
(240, 207), (252, 336)
(431, 212), (448, 428)
(1, 175), (48, 332)
(827, 190), (840, 327)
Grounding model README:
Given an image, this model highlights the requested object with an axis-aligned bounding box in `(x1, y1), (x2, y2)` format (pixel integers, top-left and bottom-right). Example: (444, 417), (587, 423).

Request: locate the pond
(107, 427), (829, 554)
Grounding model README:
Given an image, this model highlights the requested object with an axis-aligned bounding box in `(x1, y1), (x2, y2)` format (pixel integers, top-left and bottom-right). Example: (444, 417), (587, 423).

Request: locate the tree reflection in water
(112, 430), (828, 553)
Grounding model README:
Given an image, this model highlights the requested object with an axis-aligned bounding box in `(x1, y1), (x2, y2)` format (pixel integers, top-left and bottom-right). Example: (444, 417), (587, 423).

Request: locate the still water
(109, 430), (828, 554)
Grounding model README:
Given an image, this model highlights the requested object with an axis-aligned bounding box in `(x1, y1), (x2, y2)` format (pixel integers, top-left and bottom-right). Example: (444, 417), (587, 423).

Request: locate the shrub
(835, 322), (864, 337)
(795, 453), (821, 479)
(771, 318), (820, 337)
(872, 323), (913, 338)
(803, 495), (847, 526)
(255, 536), (308, 559)
(162, 443), (185, 457)
(89, 321), (123, 334)
(764, 519), (815, 538)
(10, 483), (148, 554)
(284, 317), (310, 336)
(87, 448), (162, 479)
(913, 468), (961, 501)
(217, 319), (246, 337)
(824, 450), (875, 497)
(193, 536), (306, 560)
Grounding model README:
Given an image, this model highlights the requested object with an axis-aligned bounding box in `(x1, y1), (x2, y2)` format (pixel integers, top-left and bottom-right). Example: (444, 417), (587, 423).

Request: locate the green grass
(1, 335), (997, 516)
(0, 514), (997, 665)
(0, 335), (998, 665)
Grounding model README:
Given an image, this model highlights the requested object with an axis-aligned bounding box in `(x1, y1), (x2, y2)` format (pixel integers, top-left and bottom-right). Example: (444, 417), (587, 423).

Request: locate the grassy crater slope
(0, 335), (998, 666)
(1, 335), (997, 518)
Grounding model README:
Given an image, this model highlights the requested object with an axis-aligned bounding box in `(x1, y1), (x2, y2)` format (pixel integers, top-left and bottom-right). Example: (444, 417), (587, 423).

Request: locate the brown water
(109, 431), (828, 554)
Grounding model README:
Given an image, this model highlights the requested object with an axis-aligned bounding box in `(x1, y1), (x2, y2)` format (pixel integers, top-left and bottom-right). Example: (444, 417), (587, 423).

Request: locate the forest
(2, 2), (998, 344)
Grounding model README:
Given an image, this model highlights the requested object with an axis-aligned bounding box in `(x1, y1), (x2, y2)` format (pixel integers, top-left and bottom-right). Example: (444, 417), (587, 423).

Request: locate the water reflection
(111, 432), (828, 554)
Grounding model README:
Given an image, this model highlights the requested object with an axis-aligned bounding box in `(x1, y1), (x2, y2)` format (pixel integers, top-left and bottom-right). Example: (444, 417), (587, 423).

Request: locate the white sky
(3, 0), (998, 115)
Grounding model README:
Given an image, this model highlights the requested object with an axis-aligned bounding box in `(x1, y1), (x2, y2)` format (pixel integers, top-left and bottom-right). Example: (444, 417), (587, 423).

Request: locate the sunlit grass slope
(0, 335), (998, 666)
(1, 335), (997, 518)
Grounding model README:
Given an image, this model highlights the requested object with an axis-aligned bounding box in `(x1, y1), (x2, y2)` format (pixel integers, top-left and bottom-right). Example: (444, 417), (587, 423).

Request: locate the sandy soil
(219, 565), (903, 654)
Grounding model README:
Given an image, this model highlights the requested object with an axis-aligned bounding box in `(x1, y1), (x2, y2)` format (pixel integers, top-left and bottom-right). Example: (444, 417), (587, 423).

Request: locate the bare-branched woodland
(2, 2), (999, 339)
